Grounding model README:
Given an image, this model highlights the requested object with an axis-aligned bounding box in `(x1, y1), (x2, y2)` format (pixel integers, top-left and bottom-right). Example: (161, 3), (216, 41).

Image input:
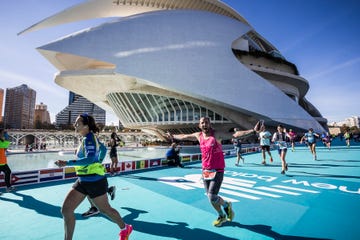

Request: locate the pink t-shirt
(199, 131), (225, 171)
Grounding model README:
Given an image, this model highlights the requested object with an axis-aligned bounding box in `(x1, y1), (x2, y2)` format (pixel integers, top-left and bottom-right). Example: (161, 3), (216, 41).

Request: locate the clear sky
(1, 0), (359, 125)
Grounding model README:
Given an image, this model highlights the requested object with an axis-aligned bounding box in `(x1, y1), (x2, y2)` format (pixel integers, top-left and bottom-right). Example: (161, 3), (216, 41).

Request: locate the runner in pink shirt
(167, 117), (254, 227)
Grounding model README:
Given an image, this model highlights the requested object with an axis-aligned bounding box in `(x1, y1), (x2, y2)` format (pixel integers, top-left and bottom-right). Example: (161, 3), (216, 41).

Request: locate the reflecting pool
(7, 145), (235, 171)
(6, 147), (167, 171)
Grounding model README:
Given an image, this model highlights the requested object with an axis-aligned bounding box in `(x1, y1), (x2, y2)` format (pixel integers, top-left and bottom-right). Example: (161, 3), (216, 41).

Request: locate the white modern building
(330, 116), (360, 128)
(20, 0), (327, 139)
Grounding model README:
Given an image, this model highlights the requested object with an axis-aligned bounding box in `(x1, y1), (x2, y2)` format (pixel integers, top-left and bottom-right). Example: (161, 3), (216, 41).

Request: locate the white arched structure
(21, 0), (327, 137)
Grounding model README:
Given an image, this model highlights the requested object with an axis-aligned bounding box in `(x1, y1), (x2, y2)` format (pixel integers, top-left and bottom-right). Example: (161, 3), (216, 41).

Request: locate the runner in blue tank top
(55, 114), (132, 240)
(300, 128), (320, 160)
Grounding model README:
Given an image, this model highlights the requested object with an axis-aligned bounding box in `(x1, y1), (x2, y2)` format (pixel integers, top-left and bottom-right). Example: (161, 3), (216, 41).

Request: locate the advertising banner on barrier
(122, 161), (135, 172)
(39, 168), (63, 182)
(181, 156), (191, 162)
(64, 167), (76, 179)
(191, 154), (200, 161)
(136, 160), (149, 170)
(149, 159), (161, 168)
(8, 170), (39, 186)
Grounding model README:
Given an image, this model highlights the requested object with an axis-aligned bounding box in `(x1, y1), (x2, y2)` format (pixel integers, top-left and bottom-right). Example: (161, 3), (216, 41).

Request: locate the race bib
(202, 169), (217, 180)
(278, 141), (287, 149)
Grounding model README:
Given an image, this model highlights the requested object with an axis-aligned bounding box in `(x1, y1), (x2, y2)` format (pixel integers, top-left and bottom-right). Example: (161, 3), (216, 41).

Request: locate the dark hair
(111, 132), (118, 140)
(80, 113), (99, 133)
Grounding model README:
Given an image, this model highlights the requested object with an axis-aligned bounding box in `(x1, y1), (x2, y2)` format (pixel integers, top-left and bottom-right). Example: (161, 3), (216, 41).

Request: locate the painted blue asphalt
(1, 143), (359, 240)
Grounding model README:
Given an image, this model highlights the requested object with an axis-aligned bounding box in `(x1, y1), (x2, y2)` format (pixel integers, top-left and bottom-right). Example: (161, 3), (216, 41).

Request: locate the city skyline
(1, 0), (359, 125)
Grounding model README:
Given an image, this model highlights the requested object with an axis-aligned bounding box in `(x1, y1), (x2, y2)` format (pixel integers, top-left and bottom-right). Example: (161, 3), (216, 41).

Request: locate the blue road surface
(1, 142), (359, 239)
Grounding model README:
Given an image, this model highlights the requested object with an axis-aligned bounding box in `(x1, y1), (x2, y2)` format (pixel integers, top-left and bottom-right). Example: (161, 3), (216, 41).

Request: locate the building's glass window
(107, 92), (231, 126)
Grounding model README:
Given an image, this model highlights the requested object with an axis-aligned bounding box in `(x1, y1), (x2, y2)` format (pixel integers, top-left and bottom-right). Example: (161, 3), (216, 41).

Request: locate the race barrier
(0, 154), (200, 188)
(0, 145), (266, 189)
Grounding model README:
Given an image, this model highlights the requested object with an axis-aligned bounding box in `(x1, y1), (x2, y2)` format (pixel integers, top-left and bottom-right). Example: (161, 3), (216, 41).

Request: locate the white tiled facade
(22, 0), (327, 137)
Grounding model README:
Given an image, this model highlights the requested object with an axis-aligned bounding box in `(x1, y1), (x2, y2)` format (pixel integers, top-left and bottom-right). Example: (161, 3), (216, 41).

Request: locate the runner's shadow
(289, 163), (359, 169)
(227, 221), (331, 240)
(316, 159), (360, 163)
(286, 171), (360, 179)
(0, 191), (83, 219)
(121, 207), (238, 240)
(122, 175), (159, 181)
(244, 163), (283, 168)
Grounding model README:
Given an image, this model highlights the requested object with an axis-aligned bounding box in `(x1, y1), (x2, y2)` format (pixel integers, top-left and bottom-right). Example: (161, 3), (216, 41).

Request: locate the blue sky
(1, 0), (359, 125)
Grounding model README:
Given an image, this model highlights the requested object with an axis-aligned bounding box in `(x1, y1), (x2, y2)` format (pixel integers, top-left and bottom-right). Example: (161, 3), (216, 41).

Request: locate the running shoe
(108, 186), (116, 201)
(261, 161), (266, 165)
(270, 157), (273, 163)
(224, 201), (235, 222)
(213, 215), (227, 227)
(6, 186), (16, 192)
(119, 224), (133, 240)
(81, 207), (100, 217)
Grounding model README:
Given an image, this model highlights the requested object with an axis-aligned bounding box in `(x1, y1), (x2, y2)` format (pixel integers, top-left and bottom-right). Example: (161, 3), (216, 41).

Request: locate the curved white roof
(22, 0), (325, 133)
(19, 0), (250, 35)
(37, 10), (325, 132)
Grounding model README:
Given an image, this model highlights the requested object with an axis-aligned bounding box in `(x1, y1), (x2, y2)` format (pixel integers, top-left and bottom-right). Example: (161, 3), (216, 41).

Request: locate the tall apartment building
(0, 88), (4, 123)
(34, 102), (51, 125)
(4, 84), (36, 129)
(332, 116), (360, 128)
(56, 92), (105, 127)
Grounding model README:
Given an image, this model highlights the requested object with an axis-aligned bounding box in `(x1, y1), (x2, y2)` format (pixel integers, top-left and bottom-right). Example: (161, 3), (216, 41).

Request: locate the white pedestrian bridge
(5, 129), (156, 149)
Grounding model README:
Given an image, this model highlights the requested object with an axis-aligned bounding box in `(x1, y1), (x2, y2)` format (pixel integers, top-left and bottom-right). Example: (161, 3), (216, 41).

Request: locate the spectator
(165, 142), (184, 167)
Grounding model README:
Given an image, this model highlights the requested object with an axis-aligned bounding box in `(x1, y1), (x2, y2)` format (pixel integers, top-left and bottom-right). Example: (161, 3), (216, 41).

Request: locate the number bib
(202, 169), (217, 180)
